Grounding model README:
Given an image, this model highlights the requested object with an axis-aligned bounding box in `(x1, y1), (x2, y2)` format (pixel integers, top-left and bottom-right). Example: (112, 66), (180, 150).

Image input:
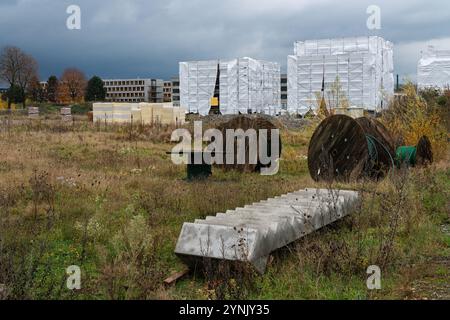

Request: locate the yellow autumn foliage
(0, 99), (20, 110)
(382, 82), (448, 160)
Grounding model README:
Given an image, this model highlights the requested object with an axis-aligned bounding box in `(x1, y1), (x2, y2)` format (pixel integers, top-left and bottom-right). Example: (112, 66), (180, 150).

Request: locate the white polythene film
(418, 46), (450, 90)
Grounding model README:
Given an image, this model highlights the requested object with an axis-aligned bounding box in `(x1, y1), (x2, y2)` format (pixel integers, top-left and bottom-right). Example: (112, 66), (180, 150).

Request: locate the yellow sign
(210, 97), (219, 107)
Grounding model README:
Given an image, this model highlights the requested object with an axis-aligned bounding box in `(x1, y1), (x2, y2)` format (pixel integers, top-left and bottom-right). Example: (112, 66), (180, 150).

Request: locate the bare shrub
(201, 258), (257, 300)
(98, 214), (165, 299)
(195, 227), (258, 300)
(29, 170), (56, 219)
(0, 172), (58, 299)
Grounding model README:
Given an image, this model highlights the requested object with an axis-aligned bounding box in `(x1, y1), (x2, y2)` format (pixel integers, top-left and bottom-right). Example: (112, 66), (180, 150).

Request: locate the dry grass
(0, 112), (448, 300)
(0, 116), (312, 299)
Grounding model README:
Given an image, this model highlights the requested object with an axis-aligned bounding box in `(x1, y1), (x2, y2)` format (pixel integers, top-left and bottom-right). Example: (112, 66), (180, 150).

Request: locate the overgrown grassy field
(0, 115), (448, 300)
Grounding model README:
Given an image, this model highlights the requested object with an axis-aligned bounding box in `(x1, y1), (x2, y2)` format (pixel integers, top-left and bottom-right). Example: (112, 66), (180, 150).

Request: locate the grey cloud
(0, 0), (449, 82)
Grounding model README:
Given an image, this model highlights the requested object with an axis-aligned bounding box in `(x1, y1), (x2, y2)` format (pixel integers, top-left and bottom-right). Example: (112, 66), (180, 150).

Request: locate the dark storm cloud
(0, 0), (449, 81)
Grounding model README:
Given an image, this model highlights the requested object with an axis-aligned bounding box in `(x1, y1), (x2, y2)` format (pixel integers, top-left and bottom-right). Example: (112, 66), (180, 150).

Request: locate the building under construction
(179, 57), (281, 116)
(288, 36), (395, 115)
(418, 46), (450, 90)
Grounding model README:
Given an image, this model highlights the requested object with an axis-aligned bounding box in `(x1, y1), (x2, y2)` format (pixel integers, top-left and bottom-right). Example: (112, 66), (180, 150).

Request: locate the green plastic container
(395, 146), (417, 167)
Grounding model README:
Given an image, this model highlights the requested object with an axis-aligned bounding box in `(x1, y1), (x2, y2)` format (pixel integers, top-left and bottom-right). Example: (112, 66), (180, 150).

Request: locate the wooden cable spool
(216, 115), (282, 173)
(355, 117), (396, 180)
(415, 135), (433, 166)
(395, 135), (434, 167)
(308, 115), (396, 182)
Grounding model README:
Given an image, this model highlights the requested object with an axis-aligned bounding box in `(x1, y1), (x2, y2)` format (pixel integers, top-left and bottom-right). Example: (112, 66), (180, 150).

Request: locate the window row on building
(104, 80), (145, 86)
(101, 76), (283, 107)
(106, 86), (145, 92)
(108, 92), (145, 98)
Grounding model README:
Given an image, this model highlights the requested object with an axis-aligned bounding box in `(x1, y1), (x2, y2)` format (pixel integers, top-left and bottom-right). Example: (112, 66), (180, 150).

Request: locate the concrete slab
(175, 188), (359, 273)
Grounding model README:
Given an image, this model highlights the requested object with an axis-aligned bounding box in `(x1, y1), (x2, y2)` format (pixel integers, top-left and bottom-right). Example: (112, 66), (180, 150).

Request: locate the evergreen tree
(6, 84), (24, 104)
(47, 75), (58, 103)
(85, 76), (106, 102)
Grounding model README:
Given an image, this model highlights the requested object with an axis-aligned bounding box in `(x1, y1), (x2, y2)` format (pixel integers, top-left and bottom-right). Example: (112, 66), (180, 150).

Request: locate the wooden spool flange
(415, 135), (433, 165)
(216, 115), (282, 173)
(308, 115), (369, 182)
(355, 117), (396, 179)
(308, 115), (398, 182)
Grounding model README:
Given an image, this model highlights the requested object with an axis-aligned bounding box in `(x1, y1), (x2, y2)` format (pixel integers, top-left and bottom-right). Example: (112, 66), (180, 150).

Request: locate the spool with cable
(395, 135), (433, 167)
(308, 115), (396, 182)
(215, 115), (282, 173)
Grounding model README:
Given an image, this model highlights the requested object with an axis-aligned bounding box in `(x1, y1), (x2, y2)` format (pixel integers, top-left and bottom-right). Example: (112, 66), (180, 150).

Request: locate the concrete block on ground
(28, 107), (39, 119)
(175, 188), (359, 273)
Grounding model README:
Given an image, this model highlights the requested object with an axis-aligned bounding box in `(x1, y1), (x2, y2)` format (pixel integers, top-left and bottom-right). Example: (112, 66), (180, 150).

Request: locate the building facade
(171, 76), (180, 107)
(418, 46), (450, 90)
(103, 78), (164, 103)
(281, 74), (287, 110)
(163, 81), (172, 102)
(148, 79), (164, 103)
(39, 81), (48, 92)
(288, 36), (394, 114)
(180, 58), (280, 115)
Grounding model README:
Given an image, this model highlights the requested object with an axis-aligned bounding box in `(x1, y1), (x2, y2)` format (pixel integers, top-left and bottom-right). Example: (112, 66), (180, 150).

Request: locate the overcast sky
(1, 0), (449, 82)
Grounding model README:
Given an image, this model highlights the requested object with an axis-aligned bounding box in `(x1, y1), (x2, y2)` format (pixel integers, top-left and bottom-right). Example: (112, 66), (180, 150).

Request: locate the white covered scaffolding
(288, 36), (394, 115)
(180, 57), (280, 115)
(418, 46), (450, 90)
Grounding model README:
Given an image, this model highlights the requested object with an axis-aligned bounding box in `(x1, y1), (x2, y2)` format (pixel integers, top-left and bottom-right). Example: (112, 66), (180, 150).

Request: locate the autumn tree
(85, 75), (106, 101)
(0, 46), (39, 109)
(0, 47), (20, 109)
(382, 82), (447, 160)
(58, 68), (87, 104)
(28, 75), (46, 103)
(46, 75), (58, 103)
(313, 76), (349, 117)
(16, 53), (38, 108)
(326, 76), (349, 110)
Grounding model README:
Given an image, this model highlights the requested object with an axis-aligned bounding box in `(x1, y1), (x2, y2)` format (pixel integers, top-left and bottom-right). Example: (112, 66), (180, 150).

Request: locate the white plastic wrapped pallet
(93, 103), (113, 123)
(289, 36), (394, 114)
(418, 46), (450, 90)
(180, 57), (280, 115)
(93, 102), (186, 125)
(113, 103), (140, 123)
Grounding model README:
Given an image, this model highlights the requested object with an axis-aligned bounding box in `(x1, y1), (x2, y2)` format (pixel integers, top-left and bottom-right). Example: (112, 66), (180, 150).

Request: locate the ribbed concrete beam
(175, 188), (359, 273)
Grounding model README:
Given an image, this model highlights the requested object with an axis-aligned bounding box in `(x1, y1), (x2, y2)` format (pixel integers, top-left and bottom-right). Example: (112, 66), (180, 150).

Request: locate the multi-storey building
(280, 74), (287, 110)
(163, 81), (172, 102)
(39, 81), (48, 92)
(103, 78), (164, 103)
(180, 58), (280, 115)
(171, 76), (180, 107)
(288, 36), (394, 114)
(148, 79), (164, 103)
(418, 46), (450, 90)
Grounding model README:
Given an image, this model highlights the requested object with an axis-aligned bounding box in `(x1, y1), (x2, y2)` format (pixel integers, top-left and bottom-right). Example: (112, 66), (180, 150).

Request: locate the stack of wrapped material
(93, 102), (186, 125)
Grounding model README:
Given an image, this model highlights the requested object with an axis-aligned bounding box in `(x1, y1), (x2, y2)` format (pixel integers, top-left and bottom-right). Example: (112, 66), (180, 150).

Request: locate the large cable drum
(354, 117), (396, 179)
(308, 115), (396, 182)
(216, 115), (282, 173)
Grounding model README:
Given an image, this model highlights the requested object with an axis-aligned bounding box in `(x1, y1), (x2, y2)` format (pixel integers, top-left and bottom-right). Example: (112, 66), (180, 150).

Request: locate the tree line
(0, 46), (106, 109)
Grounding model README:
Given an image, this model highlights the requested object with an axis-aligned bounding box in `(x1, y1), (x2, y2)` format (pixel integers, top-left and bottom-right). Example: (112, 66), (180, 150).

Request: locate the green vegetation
(85, 76), (106, 102)
(0, 86), (448, 300)
(0, 113), (447, 300)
